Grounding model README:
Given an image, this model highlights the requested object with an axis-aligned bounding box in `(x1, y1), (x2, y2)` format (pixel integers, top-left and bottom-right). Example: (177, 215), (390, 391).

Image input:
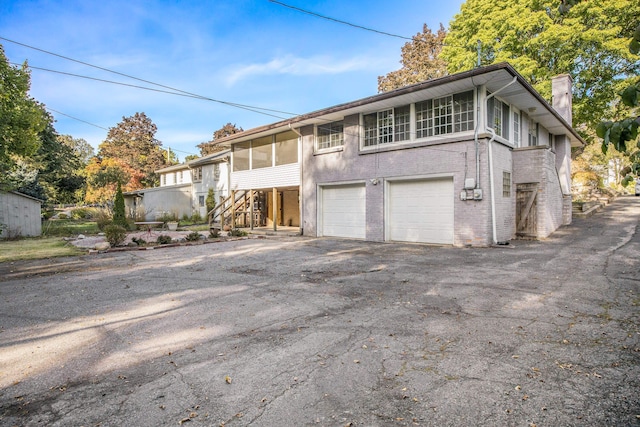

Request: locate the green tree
(205, 188), (216, 214)
(0, 45), (49, 190)
(32, 122), (87, 204)
(440, 0), (640, 131)
(97, 112), (169, 188)
(378, 23), (448, 92)
(597, 23), (640, 186)
(198, 123), (243, 156)
(112, 181), (127, 227)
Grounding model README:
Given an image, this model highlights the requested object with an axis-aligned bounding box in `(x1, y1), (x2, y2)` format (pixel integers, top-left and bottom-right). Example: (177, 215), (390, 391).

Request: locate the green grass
(41, 219), (100, 237)
(0, 237), (86, 262)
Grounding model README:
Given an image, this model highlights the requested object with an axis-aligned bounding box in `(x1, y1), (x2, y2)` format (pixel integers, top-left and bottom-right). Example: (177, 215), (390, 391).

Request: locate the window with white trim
(528, 120), (538, 146)
(316, 120), (344, 150)
(363, 105), (411, 147)
(192, 167), (203, 182)
(488, 96), (510, 138)
(503, 171), (511, 197)
(415, 90), (474, 139)
(513, 110), (521, 147)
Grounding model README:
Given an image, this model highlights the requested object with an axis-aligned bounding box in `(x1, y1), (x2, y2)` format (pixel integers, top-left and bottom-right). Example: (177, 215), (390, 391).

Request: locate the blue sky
(1, 0), (465, 161)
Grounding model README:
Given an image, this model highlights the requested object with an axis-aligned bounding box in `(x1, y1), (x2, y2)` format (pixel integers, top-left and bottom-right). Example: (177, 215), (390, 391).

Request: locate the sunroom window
(416, 90), (474, 138)
(316, 121), (344, 150)
(363, 105), (410, 147)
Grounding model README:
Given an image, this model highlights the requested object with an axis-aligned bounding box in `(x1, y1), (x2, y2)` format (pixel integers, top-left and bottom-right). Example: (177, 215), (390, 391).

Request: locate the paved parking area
(1, 197), (639, 426)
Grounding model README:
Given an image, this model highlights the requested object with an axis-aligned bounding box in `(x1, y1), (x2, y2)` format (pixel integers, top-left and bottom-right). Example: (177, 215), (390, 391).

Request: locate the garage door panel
(388, 179), (453, 244)
(321, 184), (366, 239)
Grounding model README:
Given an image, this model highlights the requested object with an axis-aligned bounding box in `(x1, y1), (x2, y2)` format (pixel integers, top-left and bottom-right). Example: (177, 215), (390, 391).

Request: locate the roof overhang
(213, 63), (584, 148)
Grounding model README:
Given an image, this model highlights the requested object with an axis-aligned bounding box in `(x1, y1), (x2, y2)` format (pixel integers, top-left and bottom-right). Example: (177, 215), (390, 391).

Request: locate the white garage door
(387, 178), (454, 244)
(321, 184), (366, 239)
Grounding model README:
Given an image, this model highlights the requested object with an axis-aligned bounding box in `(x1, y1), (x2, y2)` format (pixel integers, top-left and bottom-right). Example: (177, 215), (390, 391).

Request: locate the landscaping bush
(229, 228), (248, 237)
(71, 208), (91, 219)
(57, 213), (68, 219)
(104, 224), (127, 246)
(156, 234), (172, 245)
(94, 208), (113, 231)
(191, 211), (203, 223)
(131, 236), (147, 246)
(186, 231), (202, 242)
(209, 228), (220, 238)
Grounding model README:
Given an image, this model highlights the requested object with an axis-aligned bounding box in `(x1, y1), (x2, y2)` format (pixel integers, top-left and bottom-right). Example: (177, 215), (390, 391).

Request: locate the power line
(45, 107), (109, 130)
(0, 36), (297, 120)
(268, 0), (412, 40)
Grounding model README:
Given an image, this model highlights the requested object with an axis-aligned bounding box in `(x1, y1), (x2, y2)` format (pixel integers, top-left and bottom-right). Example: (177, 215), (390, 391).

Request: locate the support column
(250, 190), (254, 230)
(230, 189), (236, 229)
(272, 188), (278, 232)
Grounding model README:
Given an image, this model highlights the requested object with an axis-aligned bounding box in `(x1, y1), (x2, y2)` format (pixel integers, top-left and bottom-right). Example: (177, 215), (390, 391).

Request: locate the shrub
(191, 211), (203, 223)
(58, 213), (68, 219)
(186, 231), (202, 241)
(104, 224), (127, 246)
(156, 234), (172, 245)
(209, 228), (220, 238)
(229, 228), (248, 237)
(131, 236), (147, 246)
(94, 208), (113, 231)
(113, 182), (127, 228)
(71, 208), (90, 219)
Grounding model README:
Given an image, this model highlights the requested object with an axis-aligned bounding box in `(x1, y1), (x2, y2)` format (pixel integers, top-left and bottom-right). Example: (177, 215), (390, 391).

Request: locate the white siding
(231, 163), (300, 190)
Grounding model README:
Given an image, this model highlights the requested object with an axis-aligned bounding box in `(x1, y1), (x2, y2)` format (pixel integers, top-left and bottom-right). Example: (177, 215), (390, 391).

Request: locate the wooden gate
(516, 183), (538, 238)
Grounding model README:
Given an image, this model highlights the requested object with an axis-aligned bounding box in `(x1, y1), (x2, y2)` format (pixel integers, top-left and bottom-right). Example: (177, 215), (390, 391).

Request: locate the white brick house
(124, 150), (229, 221)
(213, 63), (583, 246)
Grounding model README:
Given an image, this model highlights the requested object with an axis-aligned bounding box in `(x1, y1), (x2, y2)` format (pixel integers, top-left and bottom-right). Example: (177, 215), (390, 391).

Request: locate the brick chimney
(551, 74), (573, 125)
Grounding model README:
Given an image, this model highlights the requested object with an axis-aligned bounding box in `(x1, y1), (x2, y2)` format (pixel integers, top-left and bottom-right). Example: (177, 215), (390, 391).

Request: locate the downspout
(484, 76), (517, 245)
(289, 124), (303, 235)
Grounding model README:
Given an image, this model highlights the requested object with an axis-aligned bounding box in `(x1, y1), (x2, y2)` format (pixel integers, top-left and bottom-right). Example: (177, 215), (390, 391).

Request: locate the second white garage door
(320, 184), (366, 239)
(387, 178), (454, 244)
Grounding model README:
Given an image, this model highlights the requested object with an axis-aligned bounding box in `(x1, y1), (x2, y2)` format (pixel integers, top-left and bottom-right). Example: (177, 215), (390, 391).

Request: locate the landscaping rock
(94, 242), (110, 251)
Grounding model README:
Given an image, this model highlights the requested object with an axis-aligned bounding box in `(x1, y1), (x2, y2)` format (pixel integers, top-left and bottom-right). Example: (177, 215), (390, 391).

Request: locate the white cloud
(223, 54), (378, 86)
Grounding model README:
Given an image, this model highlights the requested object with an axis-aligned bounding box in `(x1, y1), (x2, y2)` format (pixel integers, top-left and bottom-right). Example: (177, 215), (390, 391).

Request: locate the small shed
(0, 191), (43, 238)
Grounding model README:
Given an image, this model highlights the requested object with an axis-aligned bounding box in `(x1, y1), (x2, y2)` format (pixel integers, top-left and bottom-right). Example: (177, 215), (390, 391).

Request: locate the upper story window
(513, 110), (521, 147)
(363, 105), (410, 147)
(232, 131), (299, 172)
(316, 120), (344, 150)
(488, 96), (510, 138)
(192, 167), (203, 182)
(528, 120), (539, 146)
(415, 91), (474, 139)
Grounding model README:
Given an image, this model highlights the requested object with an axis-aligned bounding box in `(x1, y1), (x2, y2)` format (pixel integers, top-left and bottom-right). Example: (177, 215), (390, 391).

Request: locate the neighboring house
(124, 150), (229, 221)
(0, 191), (42, 238)
(188, 150), (230, 218)
(212, 63), (583, 246)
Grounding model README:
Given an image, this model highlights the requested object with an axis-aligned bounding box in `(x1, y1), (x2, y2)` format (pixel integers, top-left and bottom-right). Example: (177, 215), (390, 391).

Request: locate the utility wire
(45, 107), (109, 130)
(268, 0), (412, 40)
(267, 1), (471, 50)
(0, 36), (297, 120)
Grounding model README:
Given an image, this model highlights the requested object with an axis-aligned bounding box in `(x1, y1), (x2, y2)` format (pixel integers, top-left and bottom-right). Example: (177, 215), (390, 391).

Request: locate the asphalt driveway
(1, 197), (639, 426)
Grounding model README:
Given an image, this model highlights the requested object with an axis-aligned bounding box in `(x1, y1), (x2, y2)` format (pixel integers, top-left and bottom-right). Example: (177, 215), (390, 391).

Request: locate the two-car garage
(318, 177), (454, 244)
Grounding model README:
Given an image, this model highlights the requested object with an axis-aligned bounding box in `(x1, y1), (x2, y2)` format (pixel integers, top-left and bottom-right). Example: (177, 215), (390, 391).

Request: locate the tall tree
(440, 0), (640, 132)
(197, 123), (243, 156)
(378, 24), (448, 92)
(597, 23), (640, 185)
(84, 157), (142, 205)
(97, 112), (169, 188)
(0, 45), (49, 190)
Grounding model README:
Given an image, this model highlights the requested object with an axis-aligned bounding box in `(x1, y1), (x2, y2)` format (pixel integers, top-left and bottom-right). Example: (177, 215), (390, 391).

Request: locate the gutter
(484, 76), (517, 245)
